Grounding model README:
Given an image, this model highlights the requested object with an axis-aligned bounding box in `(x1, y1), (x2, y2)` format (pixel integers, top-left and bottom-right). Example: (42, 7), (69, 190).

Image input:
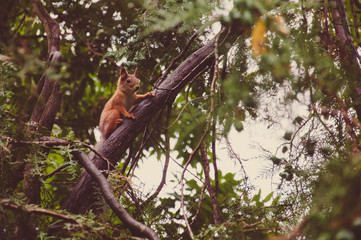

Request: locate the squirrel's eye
(126, 79), (130, 83)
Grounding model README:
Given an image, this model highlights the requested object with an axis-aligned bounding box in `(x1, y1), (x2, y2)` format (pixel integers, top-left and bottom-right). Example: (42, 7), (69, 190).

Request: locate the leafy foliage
(1, 0), (361, 239)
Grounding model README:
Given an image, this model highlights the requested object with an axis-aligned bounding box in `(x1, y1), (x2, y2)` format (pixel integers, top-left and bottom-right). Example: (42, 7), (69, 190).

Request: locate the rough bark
(62, 26), (245, 214)
(31, 0), (60, 55)
(20, 0), (62, 204)
(329, 0), (361, 119)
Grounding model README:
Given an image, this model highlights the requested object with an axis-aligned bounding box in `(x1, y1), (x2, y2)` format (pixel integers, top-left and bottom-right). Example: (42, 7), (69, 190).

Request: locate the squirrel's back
(99, 67), (143, 140)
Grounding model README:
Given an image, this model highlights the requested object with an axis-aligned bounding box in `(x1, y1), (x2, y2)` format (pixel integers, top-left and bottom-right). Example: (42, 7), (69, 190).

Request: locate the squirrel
(99, 67), (154, 140)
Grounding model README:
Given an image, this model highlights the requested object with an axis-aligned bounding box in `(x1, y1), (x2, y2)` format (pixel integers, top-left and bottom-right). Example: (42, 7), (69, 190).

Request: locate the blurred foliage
(1, 0), (361, 239)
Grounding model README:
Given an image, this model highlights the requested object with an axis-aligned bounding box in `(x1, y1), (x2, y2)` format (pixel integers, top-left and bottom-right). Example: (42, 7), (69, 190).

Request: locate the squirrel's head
(117, 67), (140, 93)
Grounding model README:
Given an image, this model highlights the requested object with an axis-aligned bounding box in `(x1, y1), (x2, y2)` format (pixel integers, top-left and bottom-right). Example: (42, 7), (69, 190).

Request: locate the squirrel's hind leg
(100, 110), (121, 140)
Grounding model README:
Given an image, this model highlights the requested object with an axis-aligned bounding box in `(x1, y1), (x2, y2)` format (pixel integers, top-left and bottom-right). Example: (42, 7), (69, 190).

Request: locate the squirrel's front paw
(126, 113), (135, 119)
(116, 119), (123, 125)
(147, 92), (154, 97)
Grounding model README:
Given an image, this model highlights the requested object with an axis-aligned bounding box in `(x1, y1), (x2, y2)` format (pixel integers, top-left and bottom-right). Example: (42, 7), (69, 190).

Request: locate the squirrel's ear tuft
(120, 66), (128, 80)
(134, 67), (138, 77)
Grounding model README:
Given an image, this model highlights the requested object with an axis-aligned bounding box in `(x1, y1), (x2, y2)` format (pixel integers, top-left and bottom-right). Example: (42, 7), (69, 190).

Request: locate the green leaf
(283, 131), (293, 140)
(270, 156), (281, 165)
(252, 190), (261, 203)
(293, 116), (303, 125)
(263, 192), (273, 202)
(234, 121), (244, 132)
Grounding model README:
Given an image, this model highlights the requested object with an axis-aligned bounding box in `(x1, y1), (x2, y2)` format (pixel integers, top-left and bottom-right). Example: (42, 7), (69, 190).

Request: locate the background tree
(1, 0), (361, 239)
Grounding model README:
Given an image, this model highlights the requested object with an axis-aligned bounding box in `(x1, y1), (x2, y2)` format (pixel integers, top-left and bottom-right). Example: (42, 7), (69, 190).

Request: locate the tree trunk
(20, 0), (62, 204)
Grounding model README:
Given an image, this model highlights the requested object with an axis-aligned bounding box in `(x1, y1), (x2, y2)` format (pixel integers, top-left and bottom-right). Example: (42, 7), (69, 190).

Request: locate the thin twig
(120, 111), (166, 196)
(11, 11), (27, 36)
(121, 144), (134, 175)
(211, 120), (218, 199)
(190, 183), (206, 226)
(142, 104), (172, 207)
(86, 41), (119, 67)
(354, 0), (361, 9)
(181, 183), (207, 239)
(200, 142), (221, 224)
(180, 124), (210, 239)
(81, 141), (115, 172)
(156, 31), (199, 87)
(350, 0), (360, 38)
(1, 201), (84, 227)
(6, 136), (116, 173)
(126, 110), (165, 178)
(179, 29), (227, 236)
(149, 136), (203, 183)
(42, 163), (71, 179)
(224, 136), (250, 187)
(321, 3), (329, 36)
(210, 29), (222, 202)
(4, 110), (26, 125)
(310, 74), (361, 146)
(166, 95), (210, 129)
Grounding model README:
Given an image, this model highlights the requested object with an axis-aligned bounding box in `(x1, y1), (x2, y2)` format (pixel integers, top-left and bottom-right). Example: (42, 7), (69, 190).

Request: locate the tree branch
(328, 0), (361, 120)
(8, 136), (115, 170)
(200, 142), (221, 224)
(211, 121), (219, 199)
(72, 150), (160, 240)
(156, 30), (199, 86)
(140, 105), (172, 209)
(1, 200), (83, 226)
(353, 0), (361, 9)
(350, 0), (360, 38)
(190, 183), (206, 226)
(210, 30), (221, 201)
(43, 163), (71, 179)
(180, 129), (208, 239)
(179, 99), (218, 238)
(31, 0), (60, 54)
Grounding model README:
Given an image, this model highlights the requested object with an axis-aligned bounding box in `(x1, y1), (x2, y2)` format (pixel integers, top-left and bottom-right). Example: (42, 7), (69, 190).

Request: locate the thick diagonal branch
(62, 26), (244, 214)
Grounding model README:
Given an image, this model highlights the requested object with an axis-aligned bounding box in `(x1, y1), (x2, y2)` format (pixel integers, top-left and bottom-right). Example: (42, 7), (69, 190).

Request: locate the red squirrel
(99, 67), (154, 140)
